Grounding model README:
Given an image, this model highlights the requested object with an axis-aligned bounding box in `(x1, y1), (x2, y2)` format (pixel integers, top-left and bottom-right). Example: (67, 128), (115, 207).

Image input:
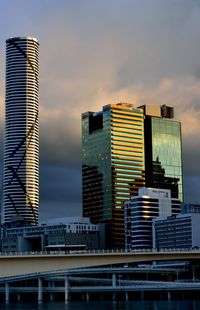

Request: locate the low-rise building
(1, 217), (104, 252)
(125, 188), (180, 250)
(153, 208), (200, 250)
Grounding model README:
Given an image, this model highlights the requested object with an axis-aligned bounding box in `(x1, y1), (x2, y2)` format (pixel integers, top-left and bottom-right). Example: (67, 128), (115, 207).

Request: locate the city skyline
(0, 1), (200, 220)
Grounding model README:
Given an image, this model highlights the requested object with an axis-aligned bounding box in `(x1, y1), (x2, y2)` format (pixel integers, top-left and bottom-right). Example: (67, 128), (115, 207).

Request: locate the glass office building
(82, 103), (183, 248)
(142, 105), (183, 201)
(82, 103), (145, 248)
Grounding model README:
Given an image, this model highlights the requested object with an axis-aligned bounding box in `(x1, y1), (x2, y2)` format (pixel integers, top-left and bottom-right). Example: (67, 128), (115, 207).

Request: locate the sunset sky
(0, 0), (200, 220)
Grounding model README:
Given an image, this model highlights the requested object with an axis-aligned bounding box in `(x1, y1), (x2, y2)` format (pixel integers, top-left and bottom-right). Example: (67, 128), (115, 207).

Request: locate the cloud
(40, 165), (81, 204)
(39, 165), (81, 220)
(1, 0), (200, 214)
(184, 176), (200, 204)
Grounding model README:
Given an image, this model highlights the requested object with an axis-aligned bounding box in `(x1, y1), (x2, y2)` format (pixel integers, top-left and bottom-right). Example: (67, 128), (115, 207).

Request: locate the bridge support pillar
(125, 291), (129, 301)
(141, 291), (144, 300)
(38, 278), (43, 303)
(86, 293), (90, 301)
(112, 273), (116, 287)
(112, 273), (117, 301)
(112, 292), (116, 302)
(5, 283), (9, 303)
(65, 275), (69, 303)
(17, 293), (20, 301)
(167, 291), (171, 301)
(48, 281), (54, 301)
(192, 265), (195, 282)
(50, 293), (54, 302)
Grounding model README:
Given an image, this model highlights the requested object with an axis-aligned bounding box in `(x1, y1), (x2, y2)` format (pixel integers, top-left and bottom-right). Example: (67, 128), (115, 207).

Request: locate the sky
(0, 0), (200, 220)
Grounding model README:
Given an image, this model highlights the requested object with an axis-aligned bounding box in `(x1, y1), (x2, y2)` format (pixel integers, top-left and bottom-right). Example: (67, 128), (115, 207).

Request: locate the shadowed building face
(3, 37), (39, 225)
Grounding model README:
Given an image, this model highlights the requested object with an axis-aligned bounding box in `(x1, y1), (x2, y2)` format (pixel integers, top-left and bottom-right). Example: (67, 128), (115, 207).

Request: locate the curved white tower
(3, 37), (39, 225)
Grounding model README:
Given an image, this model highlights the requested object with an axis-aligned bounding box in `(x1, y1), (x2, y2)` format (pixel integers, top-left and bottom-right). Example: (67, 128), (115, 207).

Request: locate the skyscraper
(3, 37), (39, 225)
(141, 105), (183, 201)
(82, 103), (145, 248)
(82, 103), (183, 248)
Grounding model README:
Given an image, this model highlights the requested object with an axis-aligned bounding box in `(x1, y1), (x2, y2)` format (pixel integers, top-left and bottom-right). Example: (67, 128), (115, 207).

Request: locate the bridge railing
(0, 247), (200, 256)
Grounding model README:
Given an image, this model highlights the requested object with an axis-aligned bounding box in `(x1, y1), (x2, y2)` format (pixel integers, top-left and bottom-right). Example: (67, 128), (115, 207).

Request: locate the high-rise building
(82, 103), (145, 248)
(82, 103), (183, 248)
(141, 105), (183, 201)
(3, 37), (39, 225)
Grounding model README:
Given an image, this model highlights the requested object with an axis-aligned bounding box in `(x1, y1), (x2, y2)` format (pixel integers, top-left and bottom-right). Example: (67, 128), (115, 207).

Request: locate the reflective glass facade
(82, 103), (183, 249)
(82, 104), (145, 248)
(144, 116), (183, 201)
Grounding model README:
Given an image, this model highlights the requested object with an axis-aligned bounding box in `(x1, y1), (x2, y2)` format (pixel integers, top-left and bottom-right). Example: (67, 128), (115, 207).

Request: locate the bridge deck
(0, 249), (199, 278)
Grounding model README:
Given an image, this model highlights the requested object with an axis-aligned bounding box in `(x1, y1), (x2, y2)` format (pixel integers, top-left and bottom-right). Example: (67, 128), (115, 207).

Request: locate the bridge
(0, 249), (200, 278)
(0, 249), (200, 303)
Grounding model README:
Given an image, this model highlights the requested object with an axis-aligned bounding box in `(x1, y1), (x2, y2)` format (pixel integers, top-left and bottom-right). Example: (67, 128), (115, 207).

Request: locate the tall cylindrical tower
(3, 37), (39, 225)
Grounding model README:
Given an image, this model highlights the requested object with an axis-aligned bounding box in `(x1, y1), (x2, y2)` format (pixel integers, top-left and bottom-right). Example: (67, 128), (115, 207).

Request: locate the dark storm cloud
(36, 0), (200, 179)
(39, 201), (82, 221)
(1, 0), (200, 214)
(39, 165), (82, 220)
(40, 120), (81, 167)
(184, 176), (200, 204)
(40, 165), (81, 203)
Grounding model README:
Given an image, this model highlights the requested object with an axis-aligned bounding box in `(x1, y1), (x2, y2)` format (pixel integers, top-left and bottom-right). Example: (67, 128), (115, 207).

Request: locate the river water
(1, 300), (200, 310)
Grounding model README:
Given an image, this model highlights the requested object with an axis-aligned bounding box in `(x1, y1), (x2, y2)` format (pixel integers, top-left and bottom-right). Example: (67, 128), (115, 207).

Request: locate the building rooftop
(6, 37), (38, 43)
(40, 217), (92, 226)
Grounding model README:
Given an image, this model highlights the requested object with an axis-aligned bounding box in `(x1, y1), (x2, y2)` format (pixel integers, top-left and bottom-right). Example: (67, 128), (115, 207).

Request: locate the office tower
(124, 188), (180, 250)
(82, 103), (183, 249)
(82, 103), (145, 248)
(3, 37), (39, 225)
(141, 105), (183, 201)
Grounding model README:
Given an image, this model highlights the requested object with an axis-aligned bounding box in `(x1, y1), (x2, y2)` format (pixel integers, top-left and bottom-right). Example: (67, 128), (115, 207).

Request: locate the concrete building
(1, 217), (103, 252)
(125, 188), (180, 250)
(181, 203), (200, 214)
(153, 206), (200, 250)
(3, 37), (39, 225)
(82, 103), (183, 249)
